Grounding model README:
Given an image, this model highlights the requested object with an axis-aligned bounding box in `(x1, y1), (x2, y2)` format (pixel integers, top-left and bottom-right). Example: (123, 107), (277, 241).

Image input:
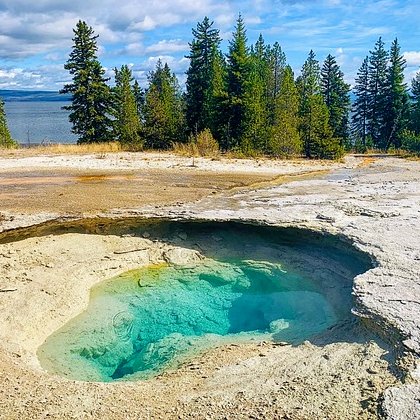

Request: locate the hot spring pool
(36, 221), (372, 382)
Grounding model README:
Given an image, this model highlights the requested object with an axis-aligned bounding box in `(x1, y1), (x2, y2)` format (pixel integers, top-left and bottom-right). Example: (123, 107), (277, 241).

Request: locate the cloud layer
(0, 0), (419, 90)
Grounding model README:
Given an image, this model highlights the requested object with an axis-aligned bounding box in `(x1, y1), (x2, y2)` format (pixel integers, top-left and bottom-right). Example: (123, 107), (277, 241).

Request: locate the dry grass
(33, 142), (122, 154)
(0, 142), (123, 157)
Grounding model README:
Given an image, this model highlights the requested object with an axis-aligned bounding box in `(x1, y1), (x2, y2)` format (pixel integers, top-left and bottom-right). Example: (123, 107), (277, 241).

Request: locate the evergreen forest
(4, 16), (419, 157)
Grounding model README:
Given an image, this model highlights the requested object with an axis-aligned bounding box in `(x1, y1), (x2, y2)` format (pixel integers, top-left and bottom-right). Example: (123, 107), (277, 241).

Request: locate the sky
(0, 0), (419, 91)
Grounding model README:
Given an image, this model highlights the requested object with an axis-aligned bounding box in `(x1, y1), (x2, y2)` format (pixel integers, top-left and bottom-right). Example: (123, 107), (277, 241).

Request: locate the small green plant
(195, 128), (219, 157)
(0, 98), (17, 149)
(401, 130), (420, 156)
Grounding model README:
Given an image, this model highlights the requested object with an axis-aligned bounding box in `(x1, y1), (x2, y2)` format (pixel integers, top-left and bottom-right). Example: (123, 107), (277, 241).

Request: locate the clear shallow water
(4, 101), (77, 143)
(37, 222), (372, 382)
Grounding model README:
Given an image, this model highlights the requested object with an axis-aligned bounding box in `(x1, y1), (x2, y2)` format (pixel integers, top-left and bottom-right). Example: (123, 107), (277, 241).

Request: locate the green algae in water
(38, 259), (340, 382)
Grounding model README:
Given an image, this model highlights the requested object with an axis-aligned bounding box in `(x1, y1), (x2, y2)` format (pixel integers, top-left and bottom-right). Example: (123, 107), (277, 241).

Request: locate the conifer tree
(352, 57), (370, 148)
(113, 65), (142, 147)
(308, 95), (342, 159)
(225, 14), (249, 149)
(269, 65), (301, 156)
(266, 42), (286, 125)
(410, 71), (420, 135)
(185, 17), (221, 135)
(298, 50), (342, 158)
(383, 38), (410, 149)
(241, 34), (271, 153)
(132, 80), (145, 120)
(143, 60), (186, 149)
(61, 20), (112, 143)
(367, 37), (388, 148)
(241, 53), (268, 153)
(321, 54), (350, 146)
(0, 98), (15, 148)
(205, 48), (228, 141)
(297, 50), (321, 157)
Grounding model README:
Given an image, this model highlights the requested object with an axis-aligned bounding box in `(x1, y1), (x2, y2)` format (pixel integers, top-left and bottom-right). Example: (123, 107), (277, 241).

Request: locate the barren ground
(0, 151), (419, 419)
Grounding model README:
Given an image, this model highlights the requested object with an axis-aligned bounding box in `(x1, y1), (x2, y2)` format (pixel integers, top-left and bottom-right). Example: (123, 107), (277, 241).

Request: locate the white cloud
(404, 51), (420, 67)
(146, 40), (189, 54)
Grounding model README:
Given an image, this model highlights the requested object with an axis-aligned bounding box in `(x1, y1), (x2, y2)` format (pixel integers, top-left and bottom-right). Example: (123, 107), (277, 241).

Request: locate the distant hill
(0, 90), (71, 102)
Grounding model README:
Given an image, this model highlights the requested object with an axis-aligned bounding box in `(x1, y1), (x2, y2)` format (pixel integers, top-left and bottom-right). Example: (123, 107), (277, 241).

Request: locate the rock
(162, 247), (203, 266)
(381, 385), (420, 420)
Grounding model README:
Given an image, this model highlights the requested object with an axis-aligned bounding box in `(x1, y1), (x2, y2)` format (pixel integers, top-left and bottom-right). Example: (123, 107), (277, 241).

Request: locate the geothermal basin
(36, 221), (371, 382)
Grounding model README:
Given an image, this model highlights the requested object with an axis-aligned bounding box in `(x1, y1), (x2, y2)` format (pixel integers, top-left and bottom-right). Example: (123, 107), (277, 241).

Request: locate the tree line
(3, 16), (419, 156)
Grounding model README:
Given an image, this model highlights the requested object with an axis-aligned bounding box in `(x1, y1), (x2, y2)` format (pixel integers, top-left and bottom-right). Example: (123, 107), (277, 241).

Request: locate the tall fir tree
(298, 50), (342, 158)
(410, 71), (420, 134)
(113, 65), (142, 147)
(297, 50), (321, 157)
(205, 48), (228, 141)
(143, 60), (186, 149)
(0, 98), (15, 148)
(266, 42), (286, 125)
(61, 20), (112, 143)
(241, 34), (271, 153)
(269, 65), (301, 156)
(241, 52), (268, 153)
(367, 37), (389, 148)
(185, 17), (221, 135)
(132, 80), (145, 120)
(352, 57), (370, 148)
(307, 95), (342, 159)
(383, 38), (410, 149)
(225, 14), (249, 149)
(321, 54), (351, 146)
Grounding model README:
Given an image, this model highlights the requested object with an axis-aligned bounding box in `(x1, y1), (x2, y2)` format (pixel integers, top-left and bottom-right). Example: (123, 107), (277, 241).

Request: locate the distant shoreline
(0, 89), (71, 102)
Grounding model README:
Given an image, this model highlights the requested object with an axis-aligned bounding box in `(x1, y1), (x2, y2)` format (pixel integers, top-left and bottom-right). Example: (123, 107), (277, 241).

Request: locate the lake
(4, 101), (77, 144)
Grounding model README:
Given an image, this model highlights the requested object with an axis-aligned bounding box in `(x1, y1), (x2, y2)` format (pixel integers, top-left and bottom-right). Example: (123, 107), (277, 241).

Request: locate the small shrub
(195, 129), (219, 157)
(401, 130), (420, 156)
(0, 137), (18, 149)
(173, 129), (219, 158)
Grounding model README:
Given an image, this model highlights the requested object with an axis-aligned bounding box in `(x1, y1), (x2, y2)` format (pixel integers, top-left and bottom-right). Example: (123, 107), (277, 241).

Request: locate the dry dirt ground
(0, 151), (418, 420)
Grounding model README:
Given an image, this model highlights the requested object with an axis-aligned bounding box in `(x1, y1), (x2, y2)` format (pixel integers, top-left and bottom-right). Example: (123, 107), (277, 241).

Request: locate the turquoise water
(37, 223), (371, 382)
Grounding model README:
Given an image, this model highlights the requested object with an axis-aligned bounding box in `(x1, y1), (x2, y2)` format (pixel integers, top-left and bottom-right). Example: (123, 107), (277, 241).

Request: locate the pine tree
(383, 38), (410, 149)
(297, 51), (342, 159)
(411, 71), (420, 134)
(61, 20), (112, 143)
(241, 53), (268, 153)
(352, 57), (370, 148)
(269, 65), (301, 156)
(321, 54), (350, 146)
(297, 50), (321, 157)
(266, 42), (286, 125)
(0, 98), (15, 148)
(206, 48), (228, 142)
(308, 95), (342, 159)
(241, 34), (271, 153)
(225, 14), (249, 149)
(132, 80), (145, 120)
(185, 17), (221, 135)
(113, 65), (142, 147)
(143, 60), (186, 149)
(367, 37), (388, 148)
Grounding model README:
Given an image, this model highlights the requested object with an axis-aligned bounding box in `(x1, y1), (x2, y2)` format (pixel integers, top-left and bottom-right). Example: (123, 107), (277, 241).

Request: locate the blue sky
(0, 0), (419, 90)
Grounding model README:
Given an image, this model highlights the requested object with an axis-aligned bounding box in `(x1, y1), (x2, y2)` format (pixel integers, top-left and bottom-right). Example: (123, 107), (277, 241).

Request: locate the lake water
(4, 101), (77, 144)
